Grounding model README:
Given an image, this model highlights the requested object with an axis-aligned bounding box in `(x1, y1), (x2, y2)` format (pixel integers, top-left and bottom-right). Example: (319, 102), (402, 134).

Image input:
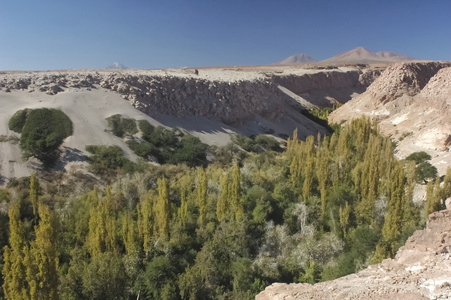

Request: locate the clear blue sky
(1, 0), (450, 70)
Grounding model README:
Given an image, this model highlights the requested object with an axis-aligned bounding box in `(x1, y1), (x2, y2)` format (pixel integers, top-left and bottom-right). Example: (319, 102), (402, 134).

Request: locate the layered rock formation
(0, 67), (377, 125)
(257, 205), (451, 300)
(329, 61), (451, 174)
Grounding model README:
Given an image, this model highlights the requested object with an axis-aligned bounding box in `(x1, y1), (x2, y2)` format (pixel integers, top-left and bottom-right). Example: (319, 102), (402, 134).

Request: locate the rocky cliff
(329, 61), (451, 174)
(0, 67), (377, 125)
(256, 204), (451, 300)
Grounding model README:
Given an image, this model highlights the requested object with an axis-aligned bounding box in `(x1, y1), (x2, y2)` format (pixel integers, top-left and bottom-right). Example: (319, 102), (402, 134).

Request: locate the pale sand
(0, 83), (325, 183)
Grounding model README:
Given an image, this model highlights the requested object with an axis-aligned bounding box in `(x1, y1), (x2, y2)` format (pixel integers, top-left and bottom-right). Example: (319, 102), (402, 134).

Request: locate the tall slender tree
(216, 174), (229, 222)
(156, 177), (170, 239)
(2, 201), (28, 300)
(197, 167), (208, 227)
(231, 163), (244, 221)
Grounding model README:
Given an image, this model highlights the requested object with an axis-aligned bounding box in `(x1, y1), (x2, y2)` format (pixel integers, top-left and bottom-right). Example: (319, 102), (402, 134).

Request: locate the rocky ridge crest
(329, 61), (451, 174)
(0, 68), (377, 125)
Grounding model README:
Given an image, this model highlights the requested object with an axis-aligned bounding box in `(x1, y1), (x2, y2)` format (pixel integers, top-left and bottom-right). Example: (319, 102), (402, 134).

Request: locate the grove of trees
(1, 116), (450, 299)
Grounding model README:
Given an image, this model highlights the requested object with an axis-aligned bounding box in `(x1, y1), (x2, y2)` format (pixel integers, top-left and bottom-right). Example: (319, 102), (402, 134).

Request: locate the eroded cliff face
(329, 62), (451, 174)
(0, 67), (376, 126)
(256, 205), (451, 300)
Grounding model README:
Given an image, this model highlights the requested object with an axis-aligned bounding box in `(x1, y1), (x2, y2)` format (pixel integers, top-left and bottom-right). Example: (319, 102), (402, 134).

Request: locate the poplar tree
(216, 174), (229, 222)
(382, 162), (405, 244)
(87, 187), (118, 256)
(442, 167), (451, 200)
(122, 212), (138, 255)
(197, 167), (207, 227)
(30, 173), (39, 217)
(231, 163), (244, 221)
(178, 187), (189, 228)
(302, 136), (315, 200)
(137, 191), (155, 254)
(425, 180), (436, 216)
(316, 136), (330, 221)
(27, 203), (59, 300)
(339, 201), (351, 236)
(156, 177), (170, 239)
(2, 201), (28, 300)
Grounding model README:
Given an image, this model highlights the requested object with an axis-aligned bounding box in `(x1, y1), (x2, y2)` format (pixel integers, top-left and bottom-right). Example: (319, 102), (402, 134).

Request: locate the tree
(121, 212), (138, 255)
(2, 201), (28, 300)
(217, 174), (229, 222)
(156, 177), (170, 239)
(26, 203), (60, 300)
(382, 162), (405, 246)
(316, 136), (330, 221)
(87, 188), (118, 256)
(29, 173), (39, 217)
(302, 136), (315, 200)
(425, 179), (441, 216)
(137, 191), (155, 254)
(339, 201), (351, 236)
(197, 167), (208, 227)
(231, 164), (244, 221)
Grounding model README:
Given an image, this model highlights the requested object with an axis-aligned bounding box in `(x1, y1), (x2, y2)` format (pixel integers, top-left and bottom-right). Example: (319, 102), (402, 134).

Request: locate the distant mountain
(274, 54), (316, 65)
(106, 62), (128, 69)
(321, 47), (415, 64)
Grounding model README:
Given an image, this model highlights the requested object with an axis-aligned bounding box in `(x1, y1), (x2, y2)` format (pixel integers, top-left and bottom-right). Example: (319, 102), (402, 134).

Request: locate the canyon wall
(0, 67), (376, 125)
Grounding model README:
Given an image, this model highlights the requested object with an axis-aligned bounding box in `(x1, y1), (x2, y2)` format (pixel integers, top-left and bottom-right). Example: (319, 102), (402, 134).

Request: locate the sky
(1, 0), (450, 70)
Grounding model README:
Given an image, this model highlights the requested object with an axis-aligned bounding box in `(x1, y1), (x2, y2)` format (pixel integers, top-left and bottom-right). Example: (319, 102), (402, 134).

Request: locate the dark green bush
(254, 135), (281, 152)
(416, 161), (438, 183)
(405, 151), (437, 183)
(13, 108), (72, 166)
(168, 135), (208, 167)
(8, 109), (29, 133)
(138, 120), (155, 141)
(106, 114), (138, 138)
(127, 140), (155, 160)
(86, 145), (136, 179)
(406, 151), (432, 164)
(233, 134), (281, 153)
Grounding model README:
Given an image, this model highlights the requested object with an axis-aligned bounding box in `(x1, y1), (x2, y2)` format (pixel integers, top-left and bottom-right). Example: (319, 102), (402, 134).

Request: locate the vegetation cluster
(1, 116), (450, 300)
(8, 108), (73, 166)
(106, 115), (208, 167)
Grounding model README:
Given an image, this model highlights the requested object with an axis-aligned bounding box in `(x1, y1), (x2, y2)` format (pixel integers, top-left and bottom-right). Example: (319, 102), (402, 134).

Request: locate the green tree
(382, 162), (405, 247)
(2, 201), (28, 300)
(156, 177), (170, 239)
(197, 167), (208, 227)
(26, 203), (60, 300)
(231, 164), (244, 221)
(29, 173), (39, 217)
(217, 174), (229, 222)
(302, 136), (315, 200)
(137, 191), (155, 254)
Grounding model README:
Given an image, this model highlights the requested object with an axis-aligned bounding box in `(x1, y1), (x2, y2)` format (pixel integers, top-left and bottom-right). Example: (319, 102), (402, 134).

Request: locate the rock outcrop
(329, 61), (451, 174)
(1, 67), (377, 125)
(256, 206), (451, 300)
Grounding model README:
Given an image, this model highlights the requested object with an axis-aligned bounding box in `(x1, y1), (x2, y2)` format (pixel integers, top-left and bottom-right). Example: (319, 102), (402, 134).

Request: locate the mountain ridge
(275, 47), (417, 65)
(274, 54), (316, 65)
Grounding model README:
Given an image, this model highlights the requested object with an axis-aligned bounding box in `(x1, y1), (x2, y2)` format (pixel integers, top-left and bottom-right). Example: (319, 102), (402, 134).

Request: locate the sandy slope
(0, 81), (329, 183)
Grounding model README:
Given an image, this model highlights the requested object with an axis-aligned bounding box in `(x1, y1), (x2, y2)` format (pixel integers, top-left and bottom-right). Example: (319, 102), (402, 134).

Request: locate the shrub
(255, 135), (281, 152)
(416, 161), (438, 183)
(168, 135), (208, 167)
(406, 151), (431, 164)
(106, 114), (138, 138)
(8, 109), (29, 133)
(85, 145), (136, 179)
(127, 140), (155, 160)
(12, 108), (73, 166)
(138, 120), (155, 141)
